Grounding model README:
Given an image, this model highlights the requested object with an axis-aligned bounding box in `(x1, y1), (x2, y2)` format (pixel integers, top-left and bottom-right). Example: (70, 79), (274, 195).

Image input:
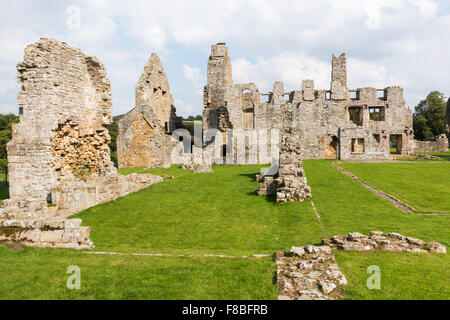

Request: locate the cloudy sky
(0, 0), (449, 117)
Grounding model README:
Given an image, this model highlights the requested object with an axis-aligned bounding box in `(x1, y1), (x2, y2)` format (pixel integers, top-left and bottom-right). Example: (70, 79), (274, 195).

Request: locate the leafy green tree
(185, 115), (202, 121)
(106, 119), (119, 168)
(0, 114), (19, 159)
(413, 91), (447, 141)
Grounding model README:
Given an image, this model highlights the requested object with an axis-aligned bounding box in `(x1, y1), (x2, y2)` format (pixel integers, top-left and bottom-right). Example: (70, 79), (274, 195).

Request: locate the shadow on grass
(245, 190), (277, 203)
(239, 172), (258, 182)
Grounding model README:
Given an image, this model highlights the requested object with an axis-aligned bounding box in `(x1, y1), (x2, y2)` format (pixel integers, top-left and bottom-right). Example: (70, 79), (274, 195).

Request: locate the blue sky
(0, 0), (449, 118)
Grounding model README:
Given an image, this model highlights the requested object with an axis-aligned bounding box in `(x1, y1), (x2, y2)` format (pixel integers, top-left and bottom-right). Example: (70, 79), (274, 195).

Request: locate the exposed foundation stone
(277, 246), (347, 300)
(323, 232), (446, 254)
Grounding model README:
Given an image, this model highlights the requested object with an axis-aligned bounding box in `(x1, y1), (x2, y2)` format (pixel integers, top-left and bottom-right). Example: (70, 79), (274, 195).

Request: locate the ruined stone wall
(414, 134), (449, 153)
(9, 38), (115, 202)
(276, 125), (312, 203)
(118, 54), (178, 169)
(117, 105), (176, 168)
(0, 38), (163, 249)
(202, 43), (415, 162)
(135, 53), (177, 132)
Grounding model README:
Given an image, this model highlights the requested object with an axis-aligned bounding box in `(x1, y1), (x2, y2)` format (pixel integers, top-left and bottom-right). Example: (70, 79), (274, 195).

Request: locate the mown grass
(0, 161), (448, 300)
(73, 165), (323, 255)
(303, 161), (450, 247)
(0, 246), (277, 300)
(303, 160), (450, 299)
(339, 162), (450, 212)
(335, 251), (450, 300)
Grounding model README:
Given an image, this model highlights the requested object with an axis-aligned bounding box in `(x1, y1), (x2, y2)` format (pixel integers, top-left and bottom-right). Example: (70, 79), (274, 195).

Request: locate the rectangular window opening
(351, 138), (365, 153)
(369, 106), (385, 121)
(348, 107), (363, 126)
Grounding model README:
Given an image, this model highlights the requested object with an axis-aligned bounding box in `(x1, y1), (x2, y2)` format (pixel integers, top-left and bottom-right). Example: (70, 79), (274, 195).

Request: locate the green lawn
(0, 246), (276, 300)
(339, 162), (450, 213)
(335, 251), (450, 300)
(0, 161), (449, 300)
(303, 161), (450, 246)
(73, 165), (323, 255)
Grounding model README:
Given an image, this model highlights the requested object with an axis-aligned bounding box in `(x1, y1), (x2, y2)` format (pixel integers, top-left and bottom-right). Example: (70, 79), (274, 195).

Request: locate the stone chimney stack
(204, 43), (233, 110)
(331, 53), (347, 100)
(208, 43), (233, 88)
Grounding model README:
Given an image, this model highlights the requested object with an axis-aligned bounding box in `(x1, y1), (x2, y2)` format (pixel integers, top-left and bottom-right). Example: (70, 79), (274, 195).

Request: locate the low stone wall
(0, 215), (92, 249)
(414, 134), (448, 153)
(323, 232), (446, 254)
(0, 173), (164, 249)
(51, 173), (163, 215)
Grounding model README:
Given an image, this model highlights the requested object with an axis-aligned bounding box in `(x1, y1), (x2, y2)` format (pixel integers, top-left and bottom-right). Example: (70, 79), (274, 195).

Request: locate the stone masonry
(0, 38), (163, 249)
(278, 232), (446, 300)
(203, 43), (415, 162)
(277, 246), (348, 300)
(323, 232), (447, 254)
(118, 53), (180, 169)
(414, 134), (449, 153)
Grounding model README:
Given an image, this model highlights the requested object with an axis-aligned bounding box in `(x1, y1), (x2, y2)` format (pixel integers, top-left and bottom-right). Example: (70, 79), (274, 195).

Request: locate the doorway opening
(390, 135), (403, 154)
(324, 135), (339, 160)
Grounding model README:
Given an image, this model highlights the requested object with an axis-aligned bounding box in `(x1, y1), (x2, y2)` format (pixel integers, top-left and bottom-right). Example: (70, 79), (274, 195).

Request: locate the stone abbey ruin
(203, 43), (417, 161)
(0, 39), (163, 248)
(0, 38), (449, 249)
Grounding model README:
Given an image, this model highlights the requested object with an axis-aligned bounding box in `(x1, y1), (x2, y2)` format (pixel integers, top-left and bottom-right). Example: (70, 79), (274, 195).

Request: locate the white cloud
(0, 0), (449, 116)
(182, 65), (205, 97)
(182, 65), (202, 83)
(175, 99), (194, 116)
(232, 52), (331, 92)
(414, 0), (438, 19)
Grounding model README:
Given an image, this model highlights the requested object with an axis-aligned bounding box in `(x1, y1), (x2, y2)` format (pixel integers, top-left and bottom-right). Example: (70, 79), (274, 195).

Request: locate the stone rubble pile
(181, 146), (213, 173)
(323, 232), (447, 254)
(277, 246), (347, 300)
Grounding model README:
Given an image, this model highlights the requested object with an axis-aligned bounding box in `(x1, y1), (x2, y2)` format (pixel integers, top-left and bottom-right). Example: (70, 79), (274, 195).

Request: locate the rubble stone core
(0, 38), (162, 249)
(203, 43), (415, 162)
(117, 53), (180, 169)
